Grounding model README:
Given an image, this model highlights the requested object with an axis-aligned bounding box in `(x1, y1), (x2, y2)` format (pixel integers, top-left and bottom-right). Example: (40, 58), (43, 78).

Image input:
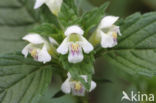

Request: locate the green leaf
(30, 23), (63, 43)
(0, 0), (21, 8)
(0, 52), (52, 103)
(75, 0), (94, 13)
(103, 12), (156, 77)
(60, 54), (95, 90)
(0, 0), (38, 54)
(58, 0), (79, 29)
(52, 90), (65, 98)
(0, 26), (31, 53)
(19, 0), (40, 22)
(93, 77), (112, 84)
(80, 2), (110, 37)
(40, 5), (58, 25)
(64, 0), (78, 15)
(0, 5), (34, 26)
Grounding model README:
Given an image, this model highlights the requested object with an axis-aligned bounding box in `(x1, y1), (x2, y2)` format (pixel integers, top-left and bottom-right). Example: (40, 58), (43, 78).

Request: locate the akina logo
(121, 91), (154, 102)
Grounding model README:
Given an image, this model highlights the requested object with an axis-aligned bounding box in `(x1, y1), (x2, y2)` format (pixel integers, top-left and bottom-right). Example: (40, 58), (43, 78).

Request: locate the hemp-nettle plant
(0, 0), (155, 102)
(22, 0), (121, 96)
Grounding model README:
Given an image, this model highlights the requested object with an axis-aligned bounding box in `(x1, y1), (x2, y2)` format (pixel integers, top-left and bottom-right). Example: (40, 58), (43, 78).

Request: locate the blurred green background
(38, 0), (156, 103)
(0, 0), (155, 103)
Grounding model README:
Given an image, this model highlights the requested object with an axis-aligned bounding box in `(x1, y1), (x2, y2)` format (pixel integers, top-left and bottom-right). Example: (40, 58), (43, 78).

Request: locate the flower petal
(45, 0), (63, 16)
(116, 26), (122, 36)
(65, 25), (84, 36)
(23, 33), (45, 44)
(49, 37), (58, 45)
(99, 16), (119, 29)
(37, 45), (51, 63)
(61, 79), (71, 94)
(100, 31), (117, 48)
(89, 81), (96, 92)
(68, 48), (84, 63)
(22, 44), (32, 58)
(80, 75), (96, 92)
(67, 72), (72, 79)
(81, 37), (94, 54)
(57, 37), (69, 55)
(81, 75), (88, 82)
(34, 0), (45, 9)
(110, 26), (122, 36)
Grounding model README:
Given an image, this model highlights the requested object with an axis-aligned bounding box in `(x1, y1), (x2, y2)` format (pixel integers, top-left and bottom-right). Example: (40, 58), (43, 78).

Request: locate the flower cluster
(22, 0), (121, 96)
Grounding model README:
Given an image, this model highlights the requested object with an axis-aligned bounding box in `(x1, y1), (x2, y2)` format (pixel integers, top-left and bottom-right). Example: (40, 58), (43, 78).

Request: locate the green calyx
(68, 34), (81, 42)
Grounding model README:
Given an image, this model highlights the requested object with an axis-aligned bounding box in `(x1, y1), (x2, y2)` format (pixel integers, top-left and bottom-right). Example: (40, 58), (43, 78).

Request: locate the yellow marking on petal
(30, 49), (37, 57)
(71, 44), (79, 52)
(112, 32), (117, 39)
(74, 82), (82, 91)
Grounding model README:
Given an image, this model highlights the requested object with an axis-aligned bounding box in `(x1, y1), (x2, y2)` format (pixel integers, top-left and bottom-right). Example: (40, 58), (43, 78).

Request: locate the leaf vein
(119, 20), (156, 43)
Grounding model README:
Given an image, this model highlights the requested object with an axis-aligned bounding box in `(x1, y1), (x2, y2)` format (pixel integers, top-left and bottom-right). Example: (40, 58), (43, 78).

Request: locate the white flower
(57, 25), (93, 64)
(61, 73), (96, 96)
(96, 16), (122, 48)
(22, 33), (56, 63)
(34, 0), (63, 16)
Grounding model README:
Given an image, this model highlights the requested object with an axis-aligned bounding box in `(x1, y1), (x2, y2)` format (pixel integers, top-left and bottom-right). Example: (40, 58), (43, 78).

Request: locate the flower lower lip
(71, 50), (80, 56)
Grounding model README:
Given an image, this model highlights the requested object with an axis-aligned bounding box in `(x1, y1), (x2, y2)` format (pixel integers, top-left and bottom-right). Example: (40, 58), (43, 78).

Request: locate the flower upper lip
(34, 0), (63, 16)
(98, 16), (119, 29)
(65, 25), (84, 36)
(22, 33), (46, 44)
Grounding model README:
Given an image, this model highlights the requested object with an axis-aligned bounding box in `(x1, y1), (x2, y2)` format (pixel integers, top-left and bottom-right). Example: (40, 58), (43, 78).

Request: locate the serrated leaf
(19, 0), (40, 22)
(39, 5), (58, 25)
(80, 2), (110, 37)
(30, 23), (63, 43)
(52, 90), (65, 98)
(0, 7), (34, 26)
(60, 54), (95, 75)
(103, 12), (156, 77)
(74, 0), (94, 13)
(0, 0), (38, 54)
(0, 0), (21, 8)
(0, 52), (52, 103)
(0, 1), (54, 102)
(58, 0), (79, 29)
(64, 0), (78, 15)
(0, 26), (32, 53)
